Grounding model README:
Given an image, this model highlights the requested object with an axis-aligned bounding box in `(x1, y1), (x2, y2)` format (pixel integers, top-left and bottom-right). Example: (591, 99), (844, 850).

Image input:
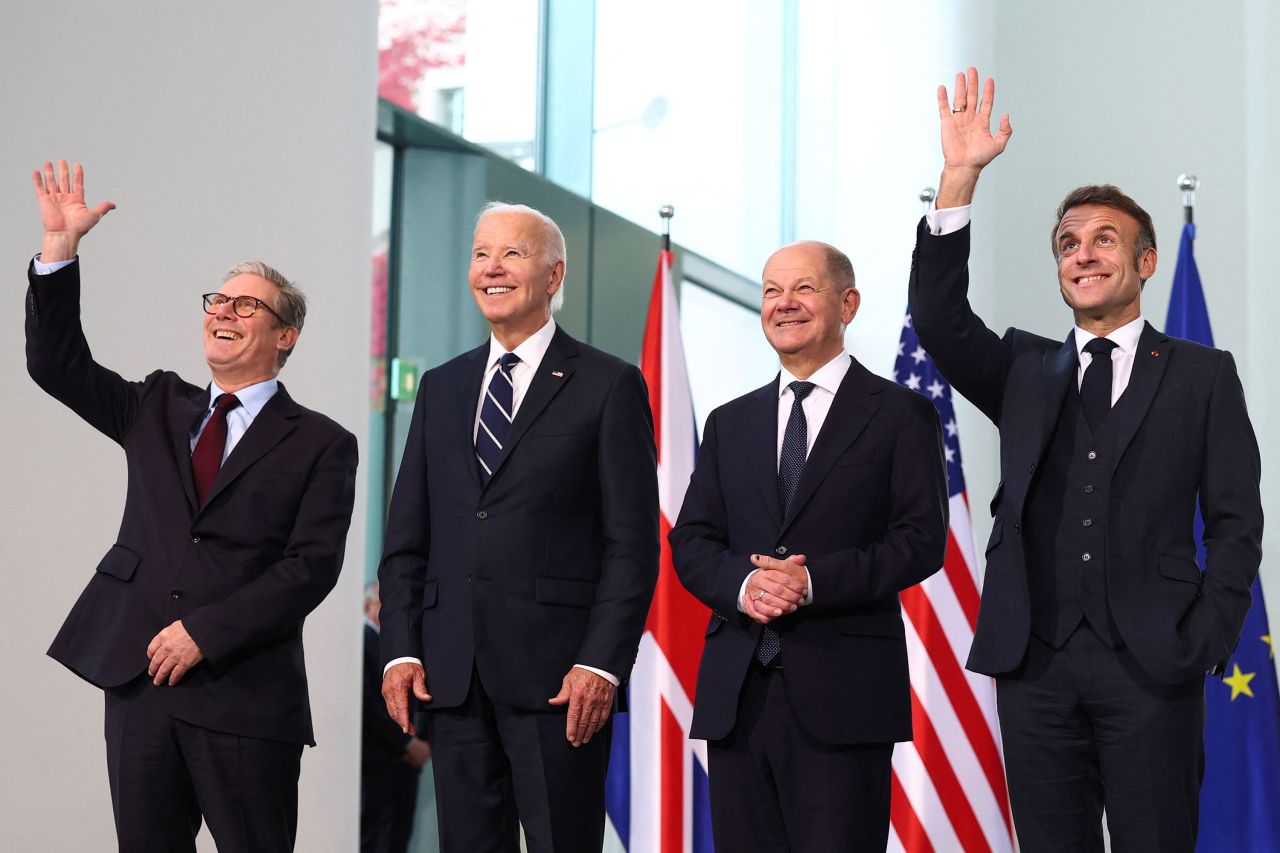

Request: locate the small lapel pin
(1150, 350), (1159, 357)
(551, 370), (564, 378)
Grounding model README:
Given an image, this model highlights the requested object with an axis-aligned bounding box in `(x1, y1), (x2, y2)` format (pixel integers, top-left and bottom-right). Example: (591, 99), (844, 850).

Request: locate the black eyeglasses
(202, 292), (284, 322)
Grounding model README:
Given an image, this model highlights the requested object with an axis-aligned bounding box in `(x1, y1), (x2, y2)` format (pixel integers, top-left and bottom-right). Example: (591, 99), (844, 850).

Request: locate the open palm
(33, 160), (115, 238)
(937, 67), (1012, 170)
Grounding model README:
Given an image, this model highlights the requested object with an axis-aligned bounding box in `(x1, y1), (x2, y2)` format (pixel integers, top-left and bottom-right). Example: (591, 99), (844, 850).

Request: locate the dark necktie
(476, 353), (521, 482)
(192, 393), (241, 504)
(757, 380), (817, 667)
(1080, 337), (1119, 432)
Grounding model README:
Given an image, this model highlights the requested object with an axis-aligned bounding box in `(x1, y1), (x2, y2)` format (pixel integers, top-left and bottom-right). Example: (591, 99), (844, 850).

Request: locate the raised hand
(32, 160), (116, 261)
(935, 68), (1012, 208)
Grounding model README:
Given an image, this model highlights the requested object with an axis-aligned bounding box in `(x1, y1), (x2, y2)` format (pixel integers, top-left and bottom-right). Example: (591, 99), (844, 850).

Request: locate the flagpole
(1178, 173), (1199, 226)
(659, 204), (674, 252)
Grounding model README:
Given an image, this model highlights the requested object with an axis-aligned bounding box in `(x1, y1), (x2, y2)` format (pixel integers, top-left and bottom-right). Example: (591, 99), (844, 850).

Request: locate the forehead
(763, 245), (827, 283)
(1056, 204), (1139, 237)
(474, 212), (543, 248)
(219, 273), (278, 300)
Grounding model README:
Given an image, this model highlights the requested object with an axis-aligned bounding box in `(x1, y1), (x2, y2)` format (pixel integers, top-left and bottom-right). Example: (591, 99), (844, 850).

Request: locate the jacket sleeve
(574, 364), (659, 682)
(908, 217), (1014, 426)
(669, 409), (758, 617)
(805, 393), (950, 610)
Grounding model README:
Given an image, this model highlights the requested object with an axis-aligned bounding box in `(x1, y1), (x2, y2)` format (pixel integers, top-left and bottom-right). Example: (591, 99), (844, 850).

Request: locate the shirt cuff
(924, 203), (972, 236)
(32, 254), (76, 275)
(383, 656), (422, 677)
(574, 664), (619, 686)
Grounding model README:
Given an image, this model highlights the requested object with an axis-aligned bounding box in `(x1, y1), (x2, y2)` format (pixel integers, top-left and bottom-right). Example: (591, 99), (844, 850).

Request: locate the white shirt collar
(1073, 315), (1145, 360)
(779, 351), (851, 398)
(208, 377), (279, 418)
(486, 317), (557, 374)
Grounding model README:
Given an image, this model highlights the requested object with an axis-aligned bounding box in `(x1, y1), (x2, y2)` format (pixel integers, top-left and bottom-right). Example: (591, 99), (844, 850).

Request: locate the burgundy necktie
(192, 393), (241, 504)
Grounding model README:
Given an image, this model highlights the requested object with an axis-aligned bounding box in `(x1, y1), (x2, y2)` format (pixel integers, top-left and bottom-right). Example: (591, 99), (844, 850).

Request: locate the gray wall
(0, 2), (376, 849)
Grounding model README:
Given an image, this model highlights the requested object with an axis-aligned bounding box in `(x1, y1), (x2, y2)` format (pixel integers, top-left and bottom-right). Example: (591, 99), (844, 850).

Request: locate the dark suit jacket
(26, 261), (358, 746)
(669, 357), (949, 745)
(909, 220), (1263, 684)
(377, 326), (659, 711)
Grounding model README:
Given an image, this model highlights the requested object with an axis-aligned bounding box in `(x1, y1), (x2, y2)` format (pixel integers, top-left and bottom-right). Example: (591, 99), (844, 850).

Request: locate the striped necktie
(476, 353), (521, 482)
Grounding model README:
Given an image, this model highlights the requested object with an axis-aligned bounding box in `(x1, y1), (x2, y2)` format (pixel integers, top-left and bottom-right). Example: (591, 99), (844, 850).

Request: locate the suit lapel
(747, 379), (783, 530)
(169, 385), (208, 513)
(459, 341), (491, 490)
(781, 357), (881, 535)
(196, 385), (299, 514)
(1037, 332), (1078, 459)
(1109, 322), (1170, 461)
(483, 327), (578, 488)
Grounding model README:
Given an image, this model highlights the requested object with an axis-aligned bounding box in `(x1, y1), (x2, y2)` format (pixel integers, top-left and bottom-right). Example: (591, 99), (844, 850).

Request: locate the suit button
(1028, 464), (1036, 474)
(1082, 518), (1093, 527)
(1083, 484), (1094, 494)
(1014, 522), (1021, 532)
(476, 510), (488, 520)
(170, 589), (182, 599)
(191, 536), (200, 543)
(775, 546), (788, 555)
(1087, 450), (1098, 460)
(1082, 552), (1092, 562)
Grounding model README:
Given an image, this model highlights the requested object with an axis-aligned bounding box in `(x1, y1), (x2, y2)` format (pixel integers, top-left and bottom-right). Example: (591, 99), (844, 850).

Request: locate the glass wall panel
(378, 0), (540, 170)
(592, 0), (785, 280)
(679, 280), (779, 436)
(367, 140), (395, 578)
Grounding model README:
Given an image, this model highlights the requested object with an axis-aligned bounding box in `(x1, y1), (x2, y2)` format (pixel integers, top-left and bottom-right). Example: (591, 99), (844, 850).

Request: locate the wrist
(40, 232), (80, 263)
(935, 165), (982, 209)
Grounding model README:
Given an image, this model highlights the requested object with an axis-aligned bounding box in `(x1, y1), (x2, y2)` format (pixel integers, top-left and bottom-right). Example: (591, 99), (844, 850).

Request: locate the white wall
(0, 2), (377, 850)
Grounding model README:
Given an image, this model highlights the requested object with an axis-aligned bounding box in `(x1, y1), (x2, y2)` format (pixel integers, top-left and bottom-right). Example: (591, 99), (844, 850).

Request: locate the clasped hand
(742, 553), (808, 624)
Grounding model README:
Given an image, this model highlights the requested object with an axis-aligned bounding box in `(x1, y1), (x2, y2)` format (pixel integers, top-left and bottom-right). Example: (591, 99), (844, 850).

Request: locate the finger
(743, 594), (772, 625)
(936, 84), (951, 120)
(953, 71), (966, 110)
(751, 553), (776, 571)
(565, 694), (584, 744)
(758, 579), (802, 605)
(147, 634), (161, 658)
(71, 163), (83, 197)
(979, 76), (996, 118)
(58, 160), (70, 194)
(761, 592), (797, 614)
(44, 162), (57, 194)
(168, 663), (187, 686)
(153, 656), (176, 686)
(965, 67), (979, 112)
(32, 170), (47, 195)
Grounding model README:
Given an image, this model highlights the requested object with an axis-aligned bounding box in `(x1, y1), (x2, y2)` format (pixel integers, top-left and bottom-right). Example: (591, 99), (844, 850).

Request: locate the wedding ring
(952, 107), (966, 113)
(756, 589), (766, 601)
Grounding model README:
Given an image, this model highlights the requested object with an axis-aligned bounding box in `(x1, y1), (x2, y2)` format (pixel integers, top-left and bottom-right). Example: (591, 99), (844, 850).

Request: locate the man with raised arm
(377, 202), (658, 853)
(26, 161), (358, 853)
(909, 70), (1262, 852)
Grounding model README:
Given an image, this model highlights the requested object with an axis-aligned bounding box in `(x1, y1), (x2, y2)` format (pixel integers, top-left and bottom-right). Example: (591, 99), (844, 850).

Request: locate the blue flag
(1165, 222), (1280, 852)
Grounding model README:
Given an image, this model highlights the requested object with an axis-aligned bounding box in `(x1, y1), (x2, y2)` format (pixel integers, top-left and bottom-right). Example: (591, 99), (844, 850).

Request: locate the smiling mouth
(1074, 274), (1109, 285)
(776, 319), (807, 328)
(212, 330), (243, 341)
(484, 286), (514, 295)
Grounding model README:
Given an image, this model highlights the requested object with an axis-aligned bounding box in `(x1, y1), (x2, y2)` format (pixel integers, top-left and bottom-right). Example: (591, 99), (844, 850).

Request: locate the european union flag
(1165, 222), (1280, 851)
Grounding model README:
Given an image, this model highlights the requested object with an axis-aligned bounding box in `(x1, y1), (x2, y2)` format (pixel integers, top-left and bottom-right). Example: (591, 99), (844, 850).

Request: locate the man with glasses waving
(25, 161), (358, 853)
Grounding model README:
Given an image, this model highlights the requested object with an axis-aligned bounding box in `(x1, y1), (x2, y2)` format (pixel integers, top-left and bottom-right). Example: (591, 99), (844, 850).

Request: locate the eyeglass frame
(202, 292), (287, 324)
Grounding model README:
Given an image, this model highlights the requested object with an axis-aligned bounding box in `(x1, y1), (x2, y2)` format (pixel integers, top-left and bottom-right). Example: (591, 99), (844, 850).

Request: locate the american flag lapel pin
(552, 370), (564, 378)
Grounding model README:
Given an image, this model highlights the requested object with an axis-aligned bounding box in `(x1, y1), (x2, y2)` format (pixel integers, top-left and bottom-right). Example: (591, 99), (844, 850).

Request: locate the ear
(841, 287), (861, 324)
(1138, 247), (1157, 281)
(276, 325), (299, 354)
(546, 259), (565, 296)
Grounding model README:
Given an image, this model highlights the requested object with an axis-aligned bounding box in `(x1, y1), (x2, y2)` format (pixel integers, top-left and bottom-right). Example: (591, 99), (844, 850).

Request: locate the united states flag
(889, 312), (1015, 853)
(604, 249), (714, 853)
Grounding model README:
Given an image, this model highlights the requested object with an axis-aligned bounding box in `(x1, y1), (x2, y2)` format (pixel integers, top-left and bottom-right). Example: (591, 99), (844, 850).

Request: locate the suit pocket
(985, 519), (1004, 555)
(835, 612), (905, 638)
(95, 545), (139, 582)
(420, 579), (439, 610)
(1158, 553), (1203, 587)
(988, 480), (1005, 518)
(705, 616), (724, 637)
(535, 576), (597, 608)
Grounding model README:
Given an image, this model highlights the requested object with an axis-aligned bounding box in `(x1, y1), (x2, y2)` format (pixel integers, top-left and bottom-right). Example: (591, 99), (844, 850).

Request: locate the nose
(213, 298), (237, 320)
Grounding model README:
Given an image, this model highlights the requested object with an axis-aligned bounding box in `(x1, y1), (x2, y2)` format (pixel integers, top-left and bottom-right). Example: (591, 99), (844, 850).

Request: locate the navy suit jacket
(27, 261), (358, 746)
(909, 220), (1263, 684)
(670, 356), (949, 745)
(377, 326), (659, 711)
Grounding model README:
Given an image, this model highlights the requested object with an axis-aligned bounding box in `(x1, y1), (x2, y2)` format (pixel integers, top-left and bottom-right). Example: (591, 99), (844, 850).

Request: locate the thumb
(412, 669), (432, 701)
(91, 201), (116, 218)
(788, 554), (807, 566)
(548, 678), (571, 706)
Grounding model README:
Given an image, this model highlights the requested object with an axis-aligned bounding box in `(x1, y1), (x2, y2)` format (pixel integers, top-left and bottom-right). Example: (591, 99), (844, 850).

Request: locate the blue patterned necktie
(757, 379), (817, 667)
(476, 353), (521, 482)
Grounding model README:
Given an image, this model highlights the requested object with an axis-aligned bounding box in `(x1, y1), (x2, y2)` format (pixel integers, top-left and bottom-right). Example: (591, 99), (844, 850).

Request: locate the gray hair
(364, 580), (380, 606)
(475, 201), (567, 314)
(221, 259), (306, 366)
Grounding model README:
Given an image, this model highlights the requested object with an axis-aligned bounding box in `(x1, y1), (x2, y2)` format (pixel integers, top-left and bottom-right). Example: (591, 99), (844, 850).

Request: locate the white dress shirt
(924, 206), (1145, 399)
(737, 351), (853, 612)
(387, 318), (619, 686)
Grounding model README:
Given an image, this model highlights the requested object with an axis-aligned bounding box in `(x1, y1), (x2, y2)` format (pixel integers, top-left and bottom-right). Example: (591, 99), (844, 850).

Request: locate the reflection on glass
(377, 0), (539, 171)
